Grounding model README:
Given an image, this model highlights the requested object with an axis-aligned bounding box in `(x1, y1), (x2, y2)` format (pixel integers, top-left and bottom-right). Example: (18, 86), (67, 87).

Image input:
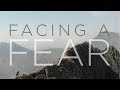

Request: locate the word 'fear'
(10, 39), (110, 67)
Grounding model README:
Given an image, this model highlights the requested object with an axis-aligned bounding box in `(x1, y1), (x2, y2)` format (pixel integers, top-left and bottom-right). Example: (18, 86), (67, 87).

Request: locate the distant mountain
(0, 42), (9, 57)
(0, 42), (32, 57)
(0, 42), (34, 79)
(16, 42), (119, 79)
(0, 42), (63, 79)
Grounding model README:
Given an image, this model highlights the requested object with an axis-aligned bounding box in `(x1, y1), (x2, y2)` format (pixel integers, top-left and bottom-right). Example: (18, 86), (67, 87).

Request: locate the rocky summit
(16, 42), (119, 79)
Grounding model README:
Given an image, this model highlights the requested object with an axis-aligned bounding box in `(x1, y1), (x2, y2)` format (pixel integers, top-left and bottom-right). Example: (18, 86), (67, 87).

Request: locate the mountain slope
(16, 42), (119, 79)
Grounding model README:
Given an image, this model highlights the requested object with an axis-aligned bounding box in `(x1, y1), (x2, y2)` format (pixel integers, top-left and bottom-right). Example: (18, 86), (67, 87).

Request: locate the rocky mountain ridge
(16, 42), (119, 79)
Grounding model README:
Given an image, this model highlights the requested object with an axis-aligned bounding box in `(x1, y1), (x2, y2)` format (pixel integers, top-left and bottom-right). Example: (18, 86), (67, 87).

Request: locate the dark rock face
(16, 42), (119, 79)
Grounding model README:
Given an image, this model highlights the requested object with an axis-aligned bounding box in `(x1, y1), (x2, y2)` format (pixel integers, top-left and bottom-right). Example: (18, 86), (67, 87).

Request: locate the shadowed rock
(16, 42), (119, 79)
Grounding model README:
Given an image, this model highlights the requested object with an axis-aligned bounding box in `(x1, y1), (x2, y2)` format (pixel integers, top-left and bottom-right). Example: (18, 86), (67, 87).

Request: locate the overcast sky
(0, 11), (119, 50)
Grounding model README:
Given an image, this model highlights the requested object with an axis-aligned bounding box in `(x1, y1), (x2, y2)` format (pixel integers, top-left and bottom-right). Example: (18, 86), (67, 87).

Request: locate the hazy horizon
(0, 11), (120, 50)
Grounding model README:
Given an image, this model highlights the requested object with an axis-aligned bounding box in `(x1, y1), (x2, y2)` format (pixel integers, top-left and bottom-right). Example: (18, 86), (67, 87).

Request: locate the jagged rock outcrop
(16, 42), (119, 79)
